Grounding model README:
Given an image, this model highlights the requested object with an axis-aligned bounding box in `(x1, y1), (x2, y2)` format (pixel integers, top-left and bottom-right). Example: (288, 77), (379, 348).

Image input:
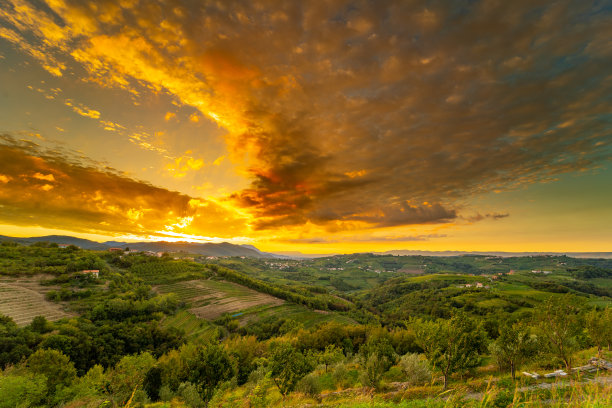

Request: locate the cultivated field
(0, 276), (73, 326)
(161, 310), (218, 343)
(243, 303), (357, 328)
(156, 279), (284, 320)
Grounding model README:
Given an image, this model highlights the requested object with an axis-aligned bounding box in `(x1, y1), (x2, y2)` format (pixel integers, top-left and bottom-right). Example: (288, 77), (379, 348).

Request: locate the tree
(29, 316), (52, 334)
(143, 366), (163, 401)
(318, 344), (344, 372)
(412, 312), (487, 389)
(534, 295), (584, 371)
(0, 373), (47, 408)
(27, 349), (76, 394)
(268, 342), (314, 397)
(489, 322), (536, 380)
(358, 338), (398, 389)
(188, 343), (235, 402)
(108, 352), (156, 405)
(585, 307), (612, 357)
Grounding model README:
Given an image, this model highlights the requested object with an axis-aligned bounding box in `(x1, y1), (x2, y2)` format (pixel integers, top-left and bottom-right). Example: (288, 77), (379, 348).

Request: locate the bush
(177, 382), (205, 408)
(159, 385), (174, 402)
(399, 353), (431, 386)
(297, 373), (322, 401)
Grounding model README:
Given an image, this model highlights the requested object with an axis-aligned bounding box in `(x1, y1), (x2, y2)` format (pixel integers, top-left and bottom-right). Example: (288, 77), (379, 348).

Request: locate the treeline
(0, 242), (107, 276)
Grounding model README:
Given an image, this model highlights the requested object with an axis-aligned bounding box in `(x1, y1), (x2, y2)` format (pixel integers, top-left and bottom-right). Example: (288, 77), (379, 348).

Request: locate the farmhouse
(108, 247), (123, 252)
(80, 269), (99, 278)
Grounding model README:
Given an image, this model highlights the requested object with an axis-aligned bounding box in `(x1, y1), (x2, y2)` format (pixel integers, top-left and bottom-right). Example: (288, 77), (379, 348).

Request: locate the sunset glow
(0, 0), (610, 253)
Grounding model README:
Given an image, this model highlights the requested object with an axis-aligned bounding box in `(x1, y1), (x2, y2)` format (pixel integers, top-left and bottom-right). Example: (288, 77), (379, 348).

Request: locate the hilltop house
(80, 270), (99, 279)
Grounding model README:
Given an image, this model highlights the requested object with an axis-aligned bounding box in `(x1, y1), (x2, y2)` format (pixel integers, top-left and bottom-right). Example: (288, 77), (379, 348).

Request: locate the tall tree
(489, 322), (536, 380)
(585, 307), (612, 358)
(534, 295), (584, 371)
(188, 343), (235, 402)
(27, 349), (77, 396)
(268, 342), (314, 397)
(412, 312), (487, 389)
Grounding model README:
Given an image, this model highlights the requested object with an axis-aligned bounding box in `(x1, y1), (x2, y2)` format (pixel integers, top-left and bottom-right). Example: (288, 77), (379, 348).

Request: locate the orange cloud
(0, 134), (248, 238)
(1, 0), (610, 235)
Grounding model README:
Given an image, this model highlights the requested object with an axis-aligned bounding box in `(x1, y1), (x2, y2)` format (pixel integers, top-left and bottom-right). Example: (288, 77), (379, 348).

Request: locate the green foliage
(208, 264), (351, 311)
(399, 353), (431, 386)
(108, 352), (156, 406)
(296, 373), (322, 401)
(0, 373), (47, 408)
(268, 341), (314, 396)
(1, 244), (611, 406)
(412, 312), (487, 389)
(29, 316), (52, 334)
(26, 349), (76, 393)
(144, 366), (163, 401)
(187, 343), (235, 402)
(585, 307), (612, 357)
(318, 344), (344, 372)
(60, 364), (107, 400)
(0, 315), (40, 369)
(177, 382), (205, 408)
(534, 295), (585, 370)
(489, 322), (536, 379)
(247, 372), (273, 408)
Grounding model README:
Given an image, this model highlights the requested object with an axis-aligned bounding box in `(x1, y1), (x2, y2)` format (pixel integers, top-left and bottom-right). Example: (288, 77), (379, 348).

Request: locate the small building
(80, 270), (99, 279)
(108, 247), (123, 252)
(476, 282), (484, 288)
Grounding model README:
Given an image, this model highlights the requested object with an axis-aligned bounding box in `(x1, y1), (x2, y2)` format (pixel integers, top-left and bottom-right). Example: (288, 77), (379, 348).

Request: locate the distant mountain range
(0, 235), (285, 258)
(1, 235), (610, 259)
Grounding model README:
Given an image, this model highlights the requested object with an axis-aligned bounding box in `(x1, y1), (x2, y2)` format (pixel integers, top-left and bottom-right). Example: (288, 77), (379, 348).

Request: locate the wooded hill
(0, 241), (610, 407)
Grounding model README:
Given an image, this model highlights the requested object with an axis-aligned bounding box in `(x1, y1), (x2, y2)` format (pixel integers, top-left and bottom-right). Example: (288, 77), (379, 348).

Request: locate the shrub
(297, 373), (322, 401)
(399, 353), (431, 386)
(159, 385), (174, 402)
(177, 382), (205, 408)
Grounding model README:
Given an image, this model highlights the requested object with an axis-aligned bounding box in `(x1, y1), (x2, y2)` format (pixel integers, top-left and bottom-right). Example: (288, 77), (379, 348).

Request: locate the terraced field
(156, 279), (284, 320)
(241, 303), (357, 328)
(0, 280), (72, 326)
(161, 310), (219, 343)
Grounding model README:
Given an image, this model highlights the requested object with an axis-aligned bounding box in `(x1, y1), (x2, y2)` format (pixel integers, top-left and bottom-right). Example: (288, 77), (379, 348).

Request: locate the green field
(161, 310), (218, 343)
(156, 278), (284, 320)
(239, 303), (357, 329)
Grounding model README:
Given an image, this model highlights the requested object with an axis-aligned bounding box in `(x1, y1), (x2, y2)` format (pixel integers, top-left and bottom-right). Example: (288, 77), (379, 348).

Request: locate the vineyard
(155, 279), (284, 320)
(130, 260), (212, 284)
(0, 278), (72, 326)
(161, 310), (219, 343)
(240, 303), (357, 329)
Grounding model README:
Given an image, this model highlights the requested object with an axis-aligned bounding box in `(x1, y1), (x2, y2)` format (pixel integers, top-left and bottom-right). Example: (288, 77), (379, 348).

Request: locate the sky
(0, 0), (610, 254)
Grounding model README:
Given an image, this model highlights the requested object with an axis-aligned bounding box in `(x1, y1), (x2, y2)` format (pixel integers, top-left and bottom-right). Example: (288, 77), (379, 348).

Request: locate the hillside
(0, 235), (281, 258)
(0, 241), (610, 407)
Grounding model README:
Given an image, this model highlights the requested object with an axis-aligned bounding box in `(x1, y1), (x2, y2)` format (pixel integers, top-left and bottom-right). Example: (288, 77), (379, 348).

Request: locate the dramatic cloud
(0, 135), (247, 238)
(1, 0), (610, 234)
